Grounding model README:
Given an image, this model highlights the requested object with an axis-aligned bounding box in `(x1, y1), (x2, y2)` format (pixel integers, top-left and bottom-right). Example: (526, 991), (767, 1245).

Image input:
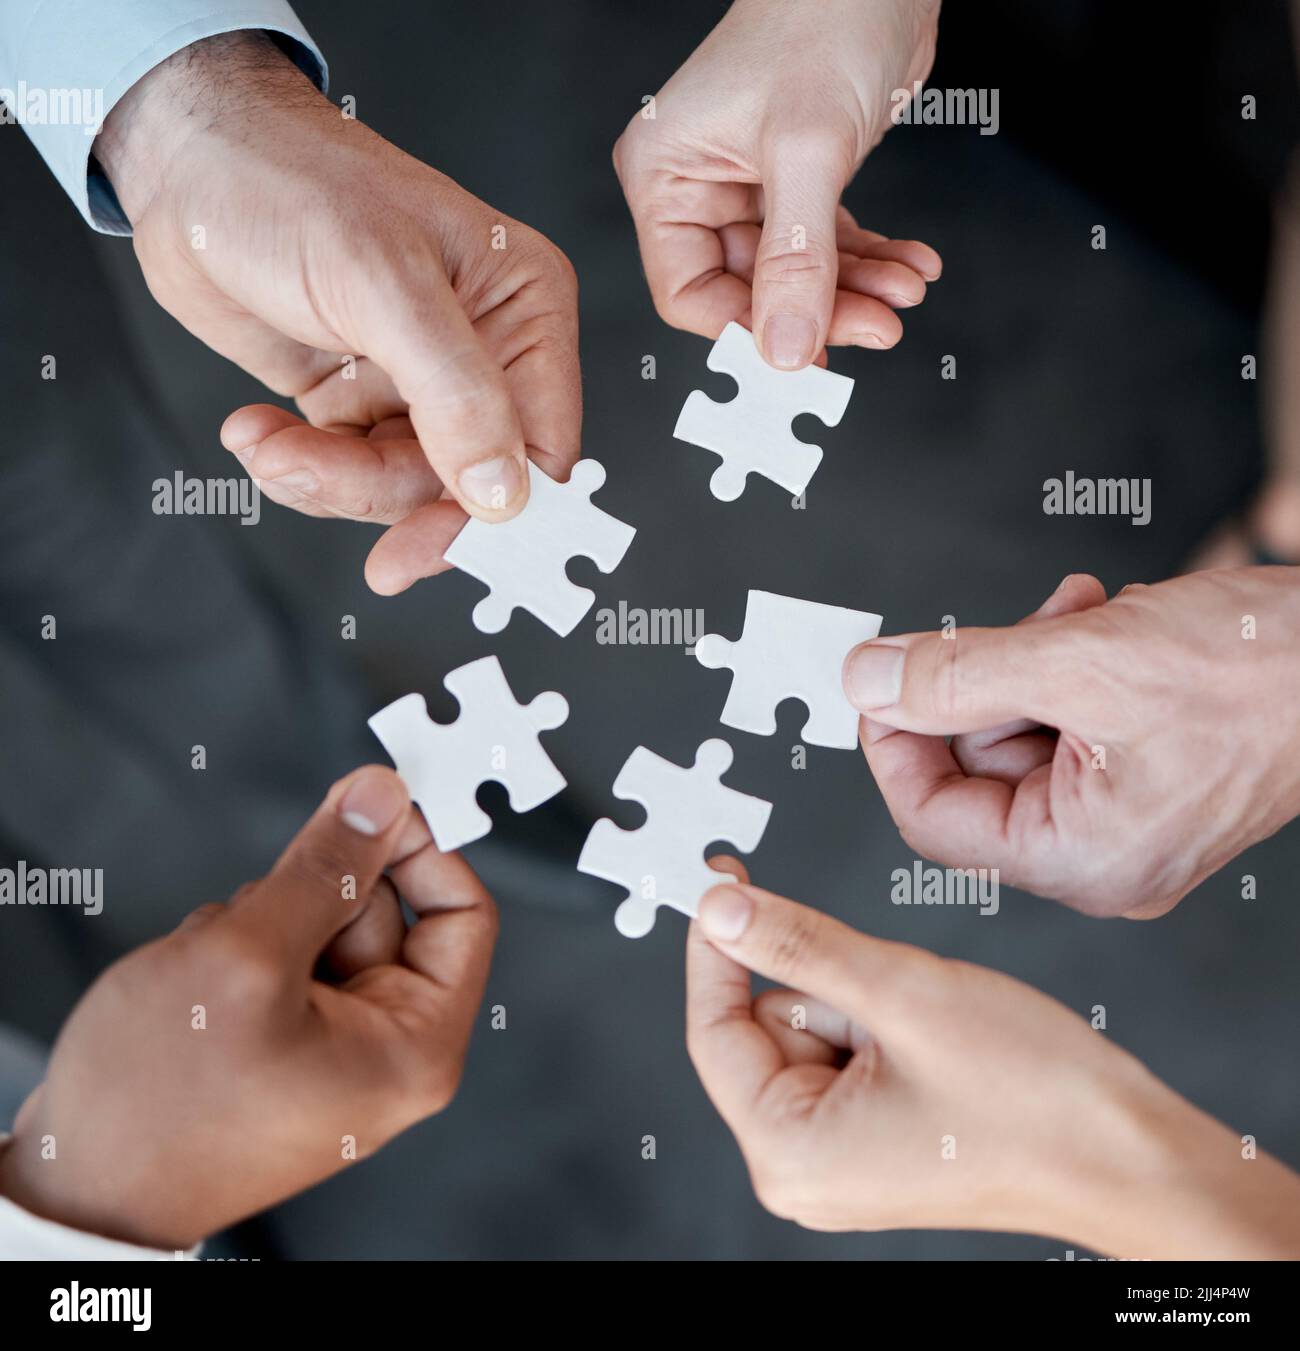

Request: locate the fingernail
(267, 470), (319, 497)
(458, 455), (523, 511)
(230, 443), (258, 467)
(698, 885), (754, 942)
(763, 313), (817, 370)
(843, 644), (904, 711)
(338, 769), (406, 836)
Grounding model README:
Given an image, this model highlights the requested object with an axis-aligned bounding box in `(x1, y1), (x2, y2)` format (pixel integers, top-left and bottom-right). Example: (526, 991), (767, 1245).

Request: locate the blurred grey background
(2, 0), (1298, 1259)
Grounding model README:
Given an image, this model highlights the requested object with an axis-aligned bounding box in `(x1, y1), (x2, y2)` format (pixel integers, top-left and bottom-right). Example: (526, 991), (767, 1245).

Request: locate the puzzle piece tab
(696, 590), (882, 750)
(368, 655), (568, 852)
(673, 322), (854, 501)
(443, 459), (636, 636)
(577, 739), (772, 938)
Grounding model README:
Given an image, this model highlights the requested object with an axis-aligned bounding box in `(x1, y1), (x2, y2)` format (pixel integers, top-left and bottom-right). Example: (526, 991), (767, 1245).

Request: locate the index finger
(382, 811), (499, 1044)
(232, 766), (410, 968)
(619, 159), (756, 337)
(696, 881), (927, 1031)
(862, 720), (1040, 873)
(357, 259), (530, 523)
(953, 573), (1108, 753)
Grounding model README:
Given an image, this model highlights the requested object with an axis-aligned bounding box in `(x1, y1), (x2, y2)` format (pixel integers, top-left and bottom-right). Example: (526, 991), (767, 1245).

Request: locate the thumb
(360, 261), (530, 522)
(752, 140), (848, 370)
(696, 881), (918, 1031)
(842, 616), (1089, 736)
(233, 766), (410, 967)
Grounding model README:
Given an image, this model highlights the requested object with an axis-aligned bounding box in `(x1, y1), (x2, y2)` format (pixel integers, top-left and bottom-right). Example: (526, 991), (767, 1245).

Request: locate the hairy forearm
(95, 31), (322, 227)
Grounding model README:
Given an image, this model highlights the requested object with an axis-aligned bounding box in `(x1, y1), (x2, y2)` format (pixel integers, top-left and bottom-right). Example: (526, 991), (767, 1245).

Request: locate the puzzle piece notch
(673, 322), (855, 501)
(368, 655), (569, 852)
(577, 738), (772, 938)
(696, 590), (883, 749)
(443, 459), (636, 636)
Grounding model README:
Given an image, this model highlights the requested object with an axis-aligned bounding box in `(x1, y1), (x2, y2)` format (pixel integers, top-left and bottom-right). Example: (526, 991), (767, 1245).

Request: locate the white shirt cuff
(0, 1), (328, 235)
(0, 1194), (201, 1261)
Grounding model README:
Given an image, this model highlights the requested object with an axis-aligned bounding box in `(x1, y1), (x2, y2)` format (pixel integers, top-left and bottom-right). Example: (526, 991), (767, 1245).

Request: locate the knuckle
(429, 1065), (462, 1113)
(611, 119), (648, 185)
(287, 835), (355, 900)
(846, 941), (943, 1021)
(751, 987), (788, 1022)
(512, 222), (569, 276)
(763, 912), (819, 981)
(478, 895), (502, 945)
(101, 941), (163, 994)
(412, 1056), (461, 1116)
(928, 634), (965, 721)
(204, 926), (280, 996)
(751, 1164), (803, 1223)
(649, 289), (686, 331)
(1065, 887), (1131, 919)
(893, 814), (927, 856)
(885, 947), (949, 1013)
(756, 246), (831, 288)
(875, 258), (920, 287)
(544, 243), (579, 297)
(430, 369), (506, 431)
(371, 1037), (462, 1126)
(637, 269), (692, 331)
(685, 1011), (727, 1075)
(1070, 857), (1176, 919)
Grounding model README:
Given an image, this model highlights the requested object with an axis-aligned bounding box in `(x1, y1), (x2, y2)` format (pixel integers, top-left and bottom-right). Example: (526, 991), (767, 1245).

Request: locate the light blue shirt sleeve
(0, 1), (328, 235)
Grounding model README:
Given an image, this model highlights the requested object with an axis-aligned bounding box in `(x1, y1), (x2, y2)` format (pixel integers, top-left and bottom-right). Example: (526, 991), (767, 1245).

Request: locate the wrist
(95, 30), (325, 227)
(1048, 1069), (1300, 1258)
(0, 1129), (197, 1252)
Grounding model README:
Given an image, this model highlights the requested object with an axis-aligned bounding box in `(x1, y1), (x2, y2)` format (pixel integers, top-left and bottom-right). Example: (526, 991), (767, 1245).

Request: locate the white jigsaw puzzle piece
(577, 739), (772, 938)
(696, 590), (882, 750)
(673, 322), (854, 501)
(368, 654), (568, 852)
(443, 459), (636, 636)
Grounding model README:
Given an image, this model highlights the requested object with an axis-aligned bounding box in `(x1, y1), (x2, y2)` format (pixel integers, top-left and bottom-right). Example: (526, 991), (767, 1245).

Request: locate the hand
(0, 767), (497, 1249)
(842, 568), (1300, 918)
(95, 32), (580, 594)
(689, 866), (1300, 1256)
(613, 0), (943, 370)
